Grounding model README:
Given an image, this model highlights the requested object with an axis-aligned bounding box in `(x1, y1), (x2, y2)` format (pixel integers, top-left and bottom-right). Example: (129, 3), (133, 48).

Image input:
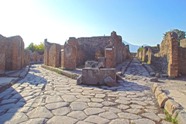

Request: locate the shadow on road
(0, 65), (47, 123)
(79, 80), (150, 92)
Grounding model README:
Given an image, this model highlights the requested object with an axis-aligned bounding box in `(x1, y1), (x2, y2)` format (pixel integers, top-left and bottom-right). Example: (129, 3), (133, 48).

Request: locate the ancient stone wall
(147, 48), (152, 64)
(178, 47), (186, 75)
(61, 31), (130, 69)
(61, 44), (77, 70)
(76, 36), (110, 66)
(0, 34), (27, 75)
(44, 40), (61, 67)
(44, 31), (130, 70)
(105, 47), (115, 68)
(24, 50), (31, 66)
(167, 32), (179, 77)
(30, 51), (44, 64)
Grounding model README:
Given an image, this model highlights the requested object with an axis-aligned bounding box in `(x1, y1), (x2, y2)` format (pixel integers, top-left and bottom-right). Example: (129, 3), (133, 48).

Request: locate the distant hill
(123, 41), (140, 53)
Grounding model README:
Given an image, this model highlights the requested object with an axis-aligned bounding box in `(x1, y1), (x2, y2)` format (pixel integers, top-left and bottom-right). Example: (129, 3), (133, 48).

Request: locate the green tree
(164, 29), (185, 41)
(26, 42), (35, 52)
(172, 29), (185, 41)
(26, 42), (44, 54)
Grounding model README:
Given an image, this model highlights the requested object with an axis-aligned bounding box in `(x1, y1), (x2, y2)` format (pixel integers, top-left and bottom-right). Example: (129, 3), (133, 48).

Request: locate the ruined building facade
(0, 35), (29, 75)
(137, 32), (186, 77)
(44, 31), (131, 70)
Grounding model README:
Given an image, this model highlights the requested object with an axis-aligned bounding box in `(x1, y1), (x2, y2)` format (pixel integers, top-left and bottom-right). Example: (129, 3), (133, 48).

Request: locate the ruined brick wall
(5, 36), (25, 70)
(44, 40), (61, 67)
(48, 44), (61, 67)
(111, 31), (129, 65)
(44, 39), (50, 65)
(167, 32), (179, 77)
(160, 38), (169, 56)
(0, 34), (27, 75)
(24, 50), (30, 66)
(76, 36), (110, 66)
(61, 44), (77, 70)
(30, 51), (44, 64)
(62, 31), (130, 69)
(105, 47), (115, 68)
(178, 47), (186, 75)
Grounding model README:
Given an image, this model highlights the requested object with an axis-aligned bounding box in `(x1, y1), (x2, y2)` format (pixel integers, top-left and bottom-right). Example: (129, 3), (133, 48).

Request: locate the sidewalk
(0, 66), (29, 93)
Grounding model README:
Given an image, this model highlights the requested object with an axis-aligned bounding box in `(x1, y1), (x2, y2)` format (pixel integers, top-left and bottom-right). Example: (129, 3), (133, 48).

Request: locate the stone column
(62, 44), (77, 70)
(167, 32), (179, 77)
(105, 47), (115, 68)
(147, 48), (152, 64)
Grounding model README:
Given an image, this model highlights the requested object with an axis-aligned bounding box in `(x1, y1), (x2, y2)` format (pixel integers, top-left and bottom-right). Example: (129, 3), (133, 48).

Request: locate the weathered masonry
(0, 35), (29, 75)
(44, 31), (131, 70)
(137, 32), (186, 77)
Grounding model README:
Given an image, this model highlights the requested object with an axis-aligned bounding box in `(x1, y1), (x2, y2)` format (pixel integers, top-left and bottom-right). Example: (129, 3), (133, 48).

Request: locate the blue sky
(0, 0), (185, 47)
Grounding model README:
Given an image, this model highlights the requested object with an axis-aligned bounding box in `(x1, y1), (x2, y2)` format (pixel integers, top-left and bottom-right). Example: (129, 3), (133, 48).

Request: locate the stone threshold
(41, 65), (80, 80)
(151, 83), (186, 124)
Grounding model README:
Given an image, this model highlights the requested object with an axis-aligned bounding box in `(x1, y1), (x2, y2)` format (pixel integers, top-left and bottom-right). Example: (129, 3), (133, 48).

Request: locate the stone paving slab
(0, 62), (173, 124)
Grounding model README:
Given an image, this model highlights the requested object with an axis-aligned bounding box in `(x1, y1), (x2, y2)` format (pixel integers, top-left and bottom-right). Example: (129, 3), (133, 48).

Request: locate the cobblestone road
(0, 59), (169, 124)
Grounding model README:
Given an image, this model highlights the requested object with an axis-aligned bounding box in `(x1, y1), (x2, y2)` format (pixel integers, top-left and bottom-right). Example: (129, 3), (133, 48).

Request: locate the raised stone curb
(152, 83), (186, 124)
(41, 65), (79, 79)
(0, 66), (30, 93)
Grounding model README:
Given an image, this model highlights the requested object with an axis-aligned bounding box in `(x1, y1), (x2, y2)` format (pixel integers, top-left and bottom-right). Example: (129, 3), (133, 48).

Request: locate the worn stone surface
(164, 99), (182, 115)
(47, 116), (77, 124)
(0, 61), (167, 123)
(157, 92), (169, 108)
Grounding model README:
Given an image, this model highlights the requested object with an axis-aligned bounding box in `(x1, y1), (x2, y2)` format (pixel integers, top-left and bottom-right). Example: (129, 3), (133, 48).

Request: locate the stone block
(152, 83), (159, 93)
(164, 99), (182, 115)
(48, 44), (61, 67)
(155, 87), (163, 99)
(82, 68), (116, 86)
(157, 93), (169, 108)
(7, 36), (25, 70)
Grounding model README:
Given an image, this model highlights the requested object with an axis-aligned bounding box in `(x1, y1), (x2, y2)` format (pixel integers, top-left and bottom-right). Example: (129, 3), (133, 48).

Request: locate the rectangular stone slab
(82, 68), (116, 85)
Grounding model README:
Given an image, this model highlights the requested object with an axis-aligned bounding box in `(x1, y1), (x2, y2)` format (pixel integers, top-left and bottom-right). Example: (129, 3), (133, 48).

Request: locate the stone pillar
(24, 49), (30, 66)
(10, 36), (24, 70)
(62, 44), (77, 70)
(44, 39), (50, 66)
(147, 48), (152, 64)
(142, 48), (147, 62)
(168, 32), (179, 77)
(105, 47), (115, 68)
(48, 44), (61, 67)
